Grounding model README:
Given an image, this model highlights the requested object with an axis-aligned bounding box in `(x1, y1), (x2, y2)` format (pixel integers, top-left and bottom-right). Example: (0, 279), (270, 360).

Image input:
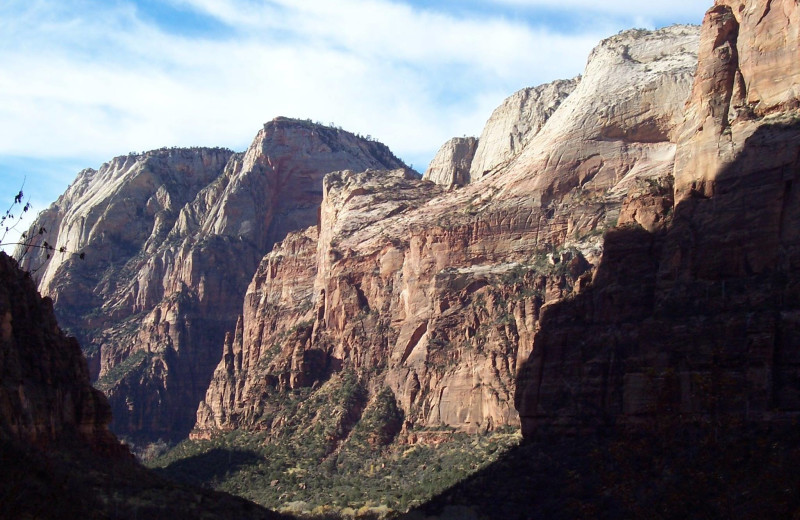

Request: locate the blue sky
(0, 0), (708, 251)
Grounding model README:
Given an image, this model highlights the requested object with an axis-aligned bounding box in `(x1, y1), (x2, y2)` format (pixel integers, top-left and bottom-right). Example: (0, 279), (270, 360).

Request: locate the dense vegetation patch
(150, 428), (519, 518)
(147, 371), (520, 518)
(96, 349), (153, 390)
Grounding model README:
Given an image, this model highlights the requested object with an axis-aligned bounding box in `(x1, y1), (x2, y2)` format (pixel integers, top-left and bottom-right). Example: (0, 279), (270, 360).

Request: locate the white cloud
(0, 0), (703, 216)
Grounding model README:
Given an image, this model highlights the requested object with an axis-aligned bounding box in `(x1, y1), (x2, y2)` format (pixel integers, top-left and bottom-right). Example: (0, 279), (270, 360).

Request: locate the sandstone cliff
(17, 118), (406, 441)
(423, 79), (579, 188)
(193, 25), (700, 443)
(515, 0), (800, 436)
(423, 137), (478, 187)
(469, 78), (579, 181)
(0, 251), (123, 454)
(0, 251), (296, 519)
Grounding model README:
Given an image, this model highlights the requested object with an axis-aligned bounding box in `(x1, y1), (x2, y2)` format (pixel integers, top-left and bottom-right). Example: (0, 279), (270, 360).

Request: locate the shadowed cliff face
(16, 118), (406, 442)
(420, 123), (800, 517)
(0, 253), (295, 520)
(0, 252), (125, 455)
(515, 0), (800, 437)
(516, 120), (800, 435)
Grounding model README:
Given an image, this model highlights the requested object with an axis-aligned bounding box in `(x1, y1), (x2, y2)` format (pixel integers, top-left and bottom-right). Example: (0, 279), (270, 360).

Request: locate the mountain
(16, 119), (406, 442)
(193, 24), (699, 441)
(0, 251), (291, 519)
(16, 0), (800, 515)
(15, 21), (704, 515)
(132, 24), (702, 515)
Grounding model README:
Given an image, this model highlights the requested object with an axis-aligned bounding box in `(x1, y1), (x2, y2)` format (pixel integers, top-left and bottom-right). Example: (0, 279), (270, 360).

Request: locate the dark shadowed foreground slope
(408, 423), (800, 520)
(0, 251), (290, 520)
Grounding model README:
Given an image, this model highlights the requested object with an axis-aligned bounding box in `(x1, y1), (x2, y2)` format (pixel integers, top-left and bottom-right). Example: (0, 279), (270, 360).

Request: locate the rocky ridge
(17, 118), (406, 442)
(192, 25), (701, 444)
(423, 78), (579, 188)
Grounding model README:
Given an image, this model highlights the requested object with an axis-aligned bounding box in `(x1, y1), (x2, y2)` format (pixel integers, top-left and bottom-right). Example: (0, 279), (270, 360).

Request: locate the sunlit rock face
(516, 0), (800, 437)
(424, 78), (579, 188)
(193, 25), (701, 442)
(424, 137), (478, 187)
(469, 78), (579, 182)
(16, 118), (406, 441)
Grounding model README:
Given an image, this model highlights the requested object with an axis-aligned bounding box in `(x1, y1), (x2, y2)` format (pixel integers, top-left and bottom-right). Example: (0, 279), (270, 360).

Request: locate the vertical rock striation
(515, 0), (800, 437)
(469, 78), (579, 181)
(17, 118), (406, 442)
(423, 137), (478, 187)
(193, 26), (701, 443)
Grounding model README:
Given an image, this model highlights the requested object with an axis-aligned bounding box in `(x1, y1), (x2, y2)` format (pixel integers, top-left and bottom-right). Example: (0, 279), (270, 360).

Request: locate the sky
(0, 0), (708, 251)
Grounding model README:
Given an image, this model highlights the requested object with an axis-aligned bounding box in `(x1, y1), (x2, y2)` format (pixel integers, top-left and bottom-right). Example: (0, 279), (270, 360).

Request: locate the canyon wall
(0, 252), (124, 455)
(192, 25), (700, 443)
(0, 251), (296, 520)
(515, 0), (800, 436)
(18, 119), (406, 441)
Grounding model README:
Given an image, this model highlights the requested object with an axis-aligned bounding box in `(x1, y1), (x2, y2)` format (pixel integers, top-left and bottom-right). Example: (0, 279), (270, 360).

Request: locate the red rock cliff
(515, 0), (800, 436)
(17, 119), (406, 442)
(193, 26), (701, 442)
(0, 252), (125, 455)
